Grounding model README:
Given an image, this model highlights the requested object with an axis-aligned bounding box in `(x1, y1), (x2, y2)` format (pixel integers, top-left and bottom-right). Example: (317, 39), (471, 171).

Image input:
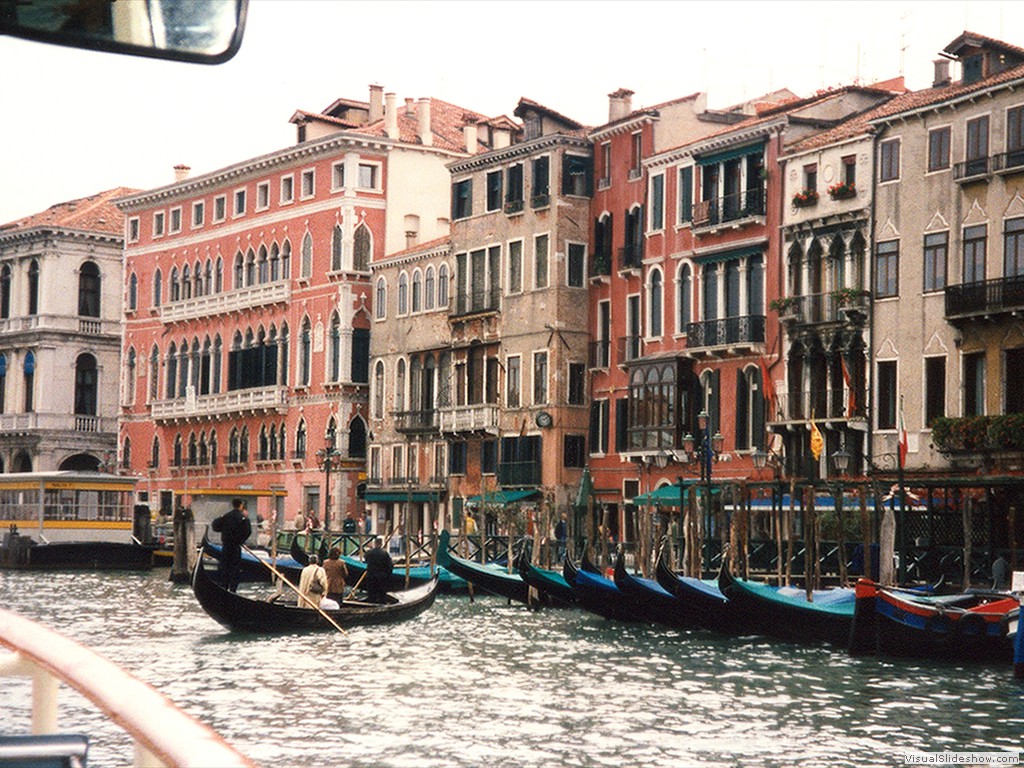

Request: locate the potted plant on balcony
(828, 181), (857, 200)
(792, 189), (818, 208)
(769, 296), (801, 324)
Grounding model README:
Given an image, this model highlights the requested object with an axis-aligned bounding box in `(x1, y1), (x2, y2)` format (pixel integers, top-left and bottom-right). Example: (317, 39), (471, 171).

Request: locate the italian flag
(898, 397), (908, 469)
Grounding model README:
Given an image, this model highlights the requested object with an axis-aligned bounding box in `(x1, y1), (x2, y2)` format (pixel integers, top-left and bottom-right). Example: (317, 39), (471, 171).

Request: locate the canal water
(1, 568), (1022, 768)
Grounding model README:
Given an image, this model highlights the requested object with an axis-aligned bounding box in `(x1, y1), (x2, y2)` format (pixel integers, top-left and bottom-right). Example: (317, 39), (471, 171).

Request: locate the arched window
(396, 358), (406, 411)
(398, 273), (408, 315)
(0, 264), (11, 319)
(215, 257), (224, 292)
(281, 240), (291, 279)
(27, 259), (39, 316)
(229, 428), (239, 463)
(678, 263), (692, 334)
(204, 259), (213, 295)
(424, 266), (435, 310)
(373, 360), (385, 419)
(353, 224), (371, 271)
(295, 419), (307, 459)
(173, 434), (183, 467)
(258, 245), (269, 284)
(198, 433), (208, 466)
(74, 353), (97, 416)
(259, 425), (269, 461)
(278, 424), (286, 460)
(0, 353), (7, 413)
(188, 433), (197, 466)
(181, 264), (191, 300)
(209, 431), (218, 465)
(301, 233), (313, 278)
(329, 312), (341, 381)
(348, 417), (367, 459)
(126, 347), (136, 405)
(79, 261), (100, 316)
(648, 268), (663, 337)
(150, 436), (160, 469)
(270, 243), (280, 281)
(149, 346), (159, 400)
(331, 224), (344, 271)
(299, 318), (311, 386)
(234, 251), (244, 288)
(213, 334), (223, 393)
(239, 426), (249, 462)
(438, 263), (449, 307)
(245, 248), (256, 286)
(375, 277), (386, 319)
(170, 266), (180, 301)
(269, 425), (279, 460)
(128, 273), (138, 311)
(166, 343), (177, 399)
(412, 270), (422, 313)
(153, 269), (162, 307)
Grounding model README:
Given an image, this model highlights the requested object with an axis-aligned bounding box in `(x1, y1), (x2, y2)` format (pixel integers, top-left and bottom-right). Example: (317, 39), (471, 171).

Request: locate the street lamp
(831, 446), (852, 584)
(316, 427), (342, 538)
(682, 410), (723, 575)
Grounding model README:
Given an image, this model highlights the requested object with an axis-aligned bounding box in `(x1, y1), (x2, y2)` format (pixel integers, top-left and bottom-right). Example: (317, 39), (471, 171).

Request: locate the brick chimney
(385, 92), (399, 139)
(417, 98), (432, 146)
(933, 59), (952, 88)
(173, 164), (190, 183)
(608, 88), (634, 122)
(369, 84), (384, 122)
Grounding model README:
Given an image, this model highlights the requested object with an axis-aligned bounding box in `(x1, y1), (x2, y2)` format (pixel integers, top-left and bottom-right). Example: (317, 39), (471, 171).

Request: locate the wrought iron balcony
(618, 242), (644, 271)
(945, 274), (1024, 321)
(770, 388), (865, 424)
(617, 334), (643, 364)
(786, 290), (869, 326)
(589, 339), (611, 369)
(452, 287), (501, 317)
(394, 409), (439, 434)
(590, 251), (612, 277)
(953, 156), (992, 182)
(685, 315), (765, 350)
(691, 188), (765, 230)
(438, 404), (499, 434)
(993, 149), (1024, 174)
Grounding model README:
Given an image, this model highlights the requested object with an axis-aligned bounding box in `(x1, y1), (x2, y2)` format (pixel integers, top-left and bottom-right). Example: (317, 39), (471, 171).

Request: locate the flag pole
(897, 394), (908, 584)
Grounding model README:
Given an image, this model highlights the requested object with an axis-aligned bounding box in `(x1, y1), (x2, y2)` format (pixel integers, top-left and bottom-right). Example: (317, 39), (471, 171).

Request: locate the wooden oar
(241, 545), (348, 636)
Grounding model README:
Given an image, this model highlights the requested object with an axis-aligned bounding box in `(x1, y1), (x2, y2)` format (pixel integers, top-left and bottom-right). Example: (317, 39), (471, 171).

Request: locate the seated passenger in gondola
(298, 554), (328, 609)
(323, 547), (349, 601)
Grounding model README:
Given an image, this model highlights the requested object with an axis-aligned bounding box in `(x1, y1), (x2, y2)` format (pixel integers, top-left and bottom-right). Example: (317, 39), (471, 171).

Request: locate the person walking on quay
(364, 536), (393, 603)
(323, 546), (349, 601)
(554, 511), (568, 563)
(211, 497), (251, 592)
(298, 553), (328, 609)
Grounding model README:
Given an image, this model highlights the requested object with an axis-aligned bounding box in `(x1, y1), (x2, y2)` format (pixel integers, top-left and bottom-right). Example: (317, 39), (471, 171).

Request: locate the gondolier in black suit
(211, 498), (251, 592)
(364, 536), (393, 603)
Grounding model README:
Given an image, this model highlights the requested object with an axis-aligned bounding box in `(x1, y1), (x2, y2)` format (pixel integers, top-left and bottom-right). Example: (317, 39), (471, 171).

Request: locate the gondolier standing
(211, 498), (251, 592)
(364, 537), (394, 603)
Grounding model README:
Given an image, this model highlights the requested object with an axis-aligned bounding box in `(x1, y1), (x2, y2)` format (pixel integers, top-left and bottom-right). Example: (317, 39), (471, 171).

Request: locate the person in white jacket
(297, 554), (328, 608)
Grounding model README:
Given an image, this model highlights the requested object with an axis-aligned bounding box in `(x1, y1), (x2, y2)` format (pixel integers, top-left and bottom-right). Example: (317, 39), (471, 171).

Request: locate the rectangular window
(649, 173), (664, 231)
(630, 132), (642, 177)
(614, 397), (628, 453)
(925, 356), (946, 426)
(802, 163), (817, 192)
(533, 351), (548, 405)
(153, 211), (165, 237)
(506, 164), (524, 212)
(358, 163), (379, 189)
(923, 232), (948, 292)
(128, 217), (140, 242)
(963, 352), (985, 416)
(485, 170), (503, 211)
(191, 201), (204, 228)
(168, 207), (181, 234)
(531, 156), (549, 207)
(280, 176), (294, 204)
(481, 440), (497, 475)
(332, 162), (345, 190)
(213, 195), (226, 222)
(300, 169), (315, 198)
(877, 360), (897, 430)
(963, 224), (987, 283)
(567, 243), (585, 287)
(506, 355), (521, 408)
(562, 154), (592, 196)
(842, 155), (857, 185)
(880, 139), (900, 182)
(563, 435), (586, 468)
(568, 362), (585, 405)
(452, 179), (472, 220)
(508, 240), (522, 294)
(678, 166), (693, 224)
(449, 441), (467, 475)
(1008, 105), (1024, 167)
(599, 142), (611, 187)
(965, 115), (990, 175)
(875, 240), (899, 298)
(1004, 217), (1024, 277)
(253, 181), (267, 209)
(233, 189), (246, 216)
(589, 399), (610, 455)
(928, 127), (951, 171)
(534, 234), (549, 289)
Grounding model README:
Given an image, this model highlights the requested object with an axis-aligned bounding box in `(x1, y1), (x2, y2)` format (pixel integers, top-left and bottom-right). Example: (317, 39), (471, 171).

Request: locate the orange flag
(810, 416), (824, 461)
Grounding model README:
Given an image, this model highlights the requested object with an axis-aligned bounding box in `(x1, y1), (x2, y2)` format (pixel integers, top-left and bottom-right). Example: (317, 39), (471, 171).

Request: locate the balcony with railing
(0, 314), (119, 337)
(497, 460), (542, 487)
(685, 315), (765, 352)
(394, 409), (439, 434)
(617, 334), (643, 365)
(159, 281), (291, 323)
(590, 251), (612, 277)
(437, 404), (500, 434)
(691, 188), (765, 231)
(150, 385), (289, 421)
(945, 274), (1024, 322)
(452, 286), (501, 318)
(953, 156), (992, 183)
(993, 148), (1024, 174)
(0, 412), (118, 433)
(783, 290), (869, 327)
(618, 242), (643, 271)
(770, 388), (865, 425)
(589, 339), (611, 369)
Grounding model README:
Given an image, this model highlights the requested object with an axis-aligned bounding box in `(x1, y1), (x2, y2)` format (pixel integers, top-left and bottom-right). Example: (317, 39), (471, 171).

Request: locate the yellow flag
(809, 418), (824, 461)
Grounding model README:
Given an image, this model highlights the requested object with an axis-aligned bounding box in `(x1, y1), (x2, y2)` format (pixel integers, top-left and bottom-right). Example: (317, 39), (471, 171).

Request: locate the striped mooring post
(1015, 571), (1024, 681)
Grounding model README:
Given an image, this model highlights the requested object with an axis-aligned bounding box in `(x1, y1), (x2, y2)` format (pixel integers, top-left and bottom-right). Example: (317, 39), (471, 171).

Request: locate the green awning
(364, 490), (441, 503)
(465, 489), (540, 506)
(695, 142), (766, 166)
(693, 244), (763, 265)
(632, 482), (719, 507)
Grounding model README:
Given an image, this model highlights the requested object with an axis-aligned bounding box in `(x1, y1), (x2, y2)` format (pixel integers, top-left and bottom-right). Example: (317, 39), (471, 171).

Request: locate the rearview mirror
(0, 0), (248, 64)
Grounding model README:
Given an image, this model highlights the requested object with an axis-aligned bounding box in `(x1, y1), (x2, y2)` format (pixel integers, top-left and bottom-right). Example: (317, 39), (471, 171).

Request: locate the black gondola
(612, 551), (692, 628)
(190, 553), (438, 633)
(654, 549), (740, 633)
(435, 530), (530, 604)
(515, 548), (576, 607)
(563, 554), (645, 622)
(202, 536), (303, 583)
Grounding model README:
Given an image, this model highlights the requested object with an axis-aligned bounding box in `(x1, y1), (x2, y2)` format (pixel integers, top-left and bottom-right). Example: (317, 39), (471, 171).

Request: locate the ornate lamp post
(316, 427), (341, 538)
(831, 446), (851, 583)
(682, 410), (724, 575)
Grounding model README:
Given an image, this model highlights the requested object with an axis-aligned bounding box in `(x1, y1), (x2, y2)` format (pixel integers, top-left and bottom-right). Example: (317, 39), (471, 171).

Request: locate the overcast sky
(1, 0), (1023, 225)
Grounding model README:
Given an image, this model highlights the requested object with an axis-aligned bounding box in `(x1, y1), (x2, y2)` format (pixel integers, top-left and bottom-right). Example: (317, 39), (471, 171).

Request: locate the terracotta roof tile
(0, 187), (136, 236)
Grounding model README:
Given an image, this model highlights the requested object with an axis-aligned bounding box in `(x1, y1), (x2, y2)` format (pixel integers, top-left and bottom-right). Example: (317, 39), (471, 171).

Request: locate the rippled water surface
(1, 568), (1022, 767)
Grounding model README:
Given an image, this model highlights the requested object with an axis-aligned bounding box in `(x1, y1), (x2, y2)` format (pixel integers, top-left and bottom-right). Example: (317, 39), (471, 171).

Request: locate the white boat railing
(0, 607), (255, 768)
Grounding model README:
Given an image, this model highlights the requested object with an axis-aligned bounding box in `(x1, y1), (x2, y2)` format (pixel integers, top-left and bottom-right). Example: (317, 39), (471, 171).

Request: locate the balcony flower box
(792, 189), (818, 207)
(828, 181), (857, 200)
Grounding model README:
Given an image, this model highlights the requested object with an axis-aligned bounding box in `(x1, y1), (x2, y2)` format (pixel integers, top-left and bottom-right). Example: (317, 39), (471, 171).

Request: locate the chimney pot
(933, 59), (952, 87)
(369, 84), (384, 123)
(417, 98), (432, 147)
(405, 97), (415, 116)
(173, 164), (190, 183)
(608, 88), (635, 122)
(463, 123), (478, 154)
(385, 92), (398, 139)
